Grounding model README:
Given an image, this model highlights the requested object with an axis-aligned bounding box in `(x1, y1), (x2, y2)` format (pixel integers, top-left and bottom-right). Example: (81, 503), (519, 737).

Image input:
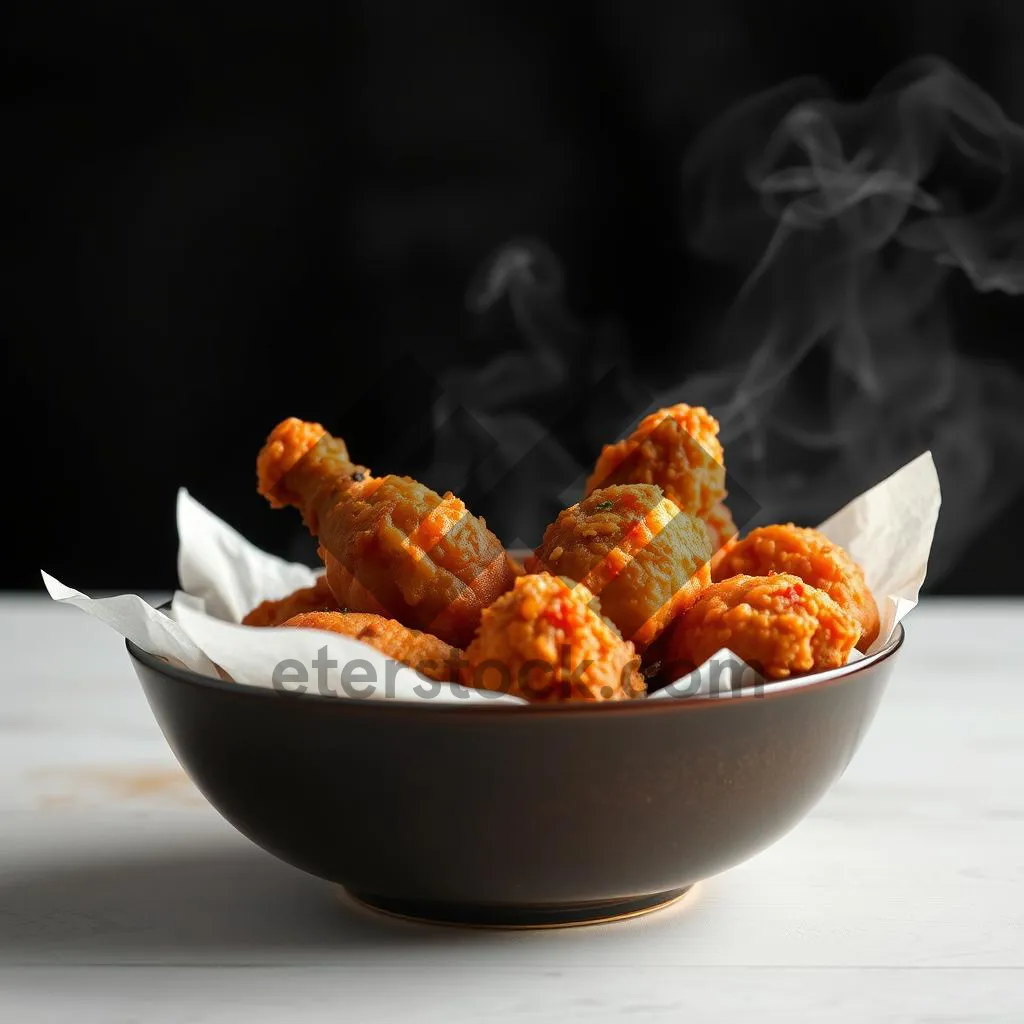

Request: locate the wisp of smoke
(670, 55), (1024, 578)
(453, 56), (1024, 583)
(430, 239), (642, 550)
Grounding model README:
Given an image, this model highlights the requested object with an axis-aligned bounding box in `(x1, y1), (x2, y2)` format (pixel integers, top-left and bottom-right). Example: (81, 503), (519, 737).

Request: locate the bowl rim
(125, 618), (905, 717)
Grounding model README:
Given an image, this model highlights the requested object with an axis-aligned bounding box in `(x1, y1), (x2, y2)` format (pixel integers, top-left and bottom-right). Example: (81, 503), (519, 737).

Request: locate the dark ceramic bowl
(127, 624), (904, 928)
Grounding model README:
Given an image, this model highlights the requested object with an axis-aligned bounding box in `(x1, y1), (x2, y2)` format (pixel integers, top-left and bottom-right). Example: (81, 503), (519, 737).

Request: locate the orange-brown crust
(316, 476), (517, 648)
(257, 418), (517, 648)
(320, 548), (391, 618)
(257, 418), (331, 508)
(585, 404), (725, 518)
(667, 573), (861, 680)
(257, 418), (372, 527)
(241, 575), (339, 627)
(281, 611), (461, 682)
(528, 484), (712, 650)
(712, 524), (879, 651)
(460, 574), (645, 702)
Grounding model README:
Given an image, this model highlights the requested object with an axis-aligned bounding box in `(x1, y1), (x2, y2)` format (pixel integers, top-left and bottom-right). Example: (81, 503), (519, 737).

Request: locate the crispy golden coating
(241, 575), (339, 627)
(317, 475), (517, 648)
(712, 524), (879, 651)
(257, 418), (516, 648)
(527, 484), (712, 651)
(257, 417), (371, 526)
(281, 611), (461, 683)
(667, 573), (861, 680)
(461, 574), (644, 702)
(585, 404), (725, 518)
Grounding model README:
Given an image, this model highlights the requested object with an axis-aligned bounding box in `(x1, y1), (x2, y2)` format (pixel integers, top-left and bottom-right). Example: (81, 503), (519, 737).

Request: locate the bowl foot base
(342, 886), (692, 929)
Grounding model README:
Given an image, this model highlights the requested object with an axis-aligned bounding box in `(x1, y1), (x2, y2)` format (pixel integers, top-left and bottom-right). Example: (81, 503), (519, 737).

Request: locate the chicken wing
(667, 573), (861, 680)
(711, 523), (879, 650)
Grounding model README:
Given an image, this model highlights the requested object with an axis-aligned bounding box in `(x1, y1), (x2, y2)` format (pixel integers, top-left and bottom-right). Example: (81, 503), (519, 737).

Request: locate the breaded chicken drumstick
(257, 418), (517, 648)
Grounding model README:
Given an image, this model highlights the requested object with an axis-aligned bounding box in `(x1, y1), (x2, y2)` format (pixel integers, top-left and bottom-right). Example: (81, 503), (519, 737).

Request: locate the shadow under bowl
(127, 624), (903, 927)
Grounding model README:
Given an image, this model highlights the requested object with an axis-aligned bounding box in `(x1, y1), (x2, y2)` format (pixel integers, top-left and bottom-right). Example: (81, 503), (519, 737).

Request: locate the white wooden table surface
(2, 595), (1023, 1022)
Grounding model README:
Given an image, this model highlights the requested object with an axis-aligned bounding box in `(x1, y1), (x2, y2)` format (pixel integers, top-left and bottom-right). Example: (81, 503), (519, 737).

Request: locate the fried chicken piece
(667, 573), (861, 681)
(257, 418), (517, 648)
(585, 404), (726, 518)
(281, 611), (461, 683)
(241, 575), (339, 627)
(712, 524), (879, 651)
(461, 574), (645, 702)
(526, 484), (712, 651)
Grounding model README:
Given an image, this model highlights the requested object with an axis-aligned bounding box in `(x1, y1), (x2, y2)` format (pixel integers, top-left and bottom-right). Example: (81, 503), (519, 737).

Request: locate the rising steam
(672, 55), (1024, 577)
(454, 56), (1024, 582)
(430, 238), (643, 550)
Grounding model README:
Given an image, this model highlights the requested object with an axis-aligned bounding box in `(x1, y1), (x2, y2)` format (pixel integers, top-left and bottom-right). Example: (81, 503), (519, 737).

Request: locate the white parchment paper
(43, 451), (940, 704)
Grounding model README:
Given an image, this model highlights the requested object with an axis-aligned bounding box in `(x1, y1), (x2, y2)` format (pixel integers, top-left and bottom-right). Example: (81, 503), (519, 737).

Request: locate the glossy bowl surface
(127, 624), (903, 926)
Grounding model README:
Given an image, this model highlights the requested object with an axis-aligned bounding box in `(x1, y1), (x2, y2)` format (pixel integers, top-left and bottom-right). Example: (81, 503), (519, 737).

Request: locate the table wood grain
(2, 595), (1022, 1021)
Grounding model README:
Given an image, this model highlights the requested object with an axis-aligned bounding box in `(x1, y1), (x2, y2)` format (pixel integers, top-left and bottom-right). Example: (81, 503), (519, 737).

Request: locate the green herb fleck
(593, 500), (614, 511)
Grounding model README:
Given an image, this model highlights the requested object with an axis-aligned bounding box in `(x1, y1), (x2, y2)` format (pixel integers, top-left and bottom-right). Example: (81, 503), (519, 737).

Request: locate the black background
(6, 1), (1024, 593)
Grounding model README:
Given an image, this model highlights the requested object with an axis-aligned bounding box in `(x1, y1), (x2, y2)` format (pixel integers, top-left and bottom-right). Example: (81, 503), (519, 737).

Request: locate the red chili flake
(543, 595), (580, 633)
